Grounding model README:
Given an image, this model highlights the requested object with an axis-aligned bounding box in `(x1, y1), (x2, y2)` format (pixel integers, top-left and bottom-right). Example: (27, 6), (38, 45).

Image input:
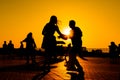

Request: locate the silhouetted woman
(41, 15), (66, 70)
(18, 42), (24, 59)
(21, 32), (37, 64)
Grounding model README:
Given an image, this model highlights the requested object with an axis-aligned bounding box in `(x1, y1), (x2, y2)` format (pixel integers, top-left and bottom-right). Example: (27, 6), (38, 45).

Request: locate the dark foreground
(0, 55), (120, 80)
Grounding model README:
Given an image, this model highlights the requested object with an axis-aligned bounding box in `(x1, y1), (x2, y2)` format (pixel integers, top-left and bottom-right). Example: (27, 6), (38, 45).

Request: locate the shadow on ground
(0, 63), (58, 72)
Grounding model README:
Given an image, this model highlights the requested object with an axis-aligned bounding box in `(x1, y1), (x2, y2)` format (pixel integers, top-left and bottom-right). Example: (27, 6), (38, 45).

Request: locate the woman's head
(50, 15), (57, 24)
(27, 32), (32, 38)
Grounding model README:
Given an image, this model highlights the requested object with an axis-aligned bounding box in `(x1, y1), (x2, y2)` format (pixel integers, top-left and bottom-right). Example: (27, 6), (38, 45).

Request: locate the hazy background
(0, 0), (120, 49)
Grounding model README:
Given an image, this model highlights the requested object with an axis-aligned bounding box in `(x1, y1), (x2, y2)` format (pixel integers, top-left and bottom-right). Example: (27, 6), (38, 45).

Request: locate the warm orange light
(62, 28), (71, 35)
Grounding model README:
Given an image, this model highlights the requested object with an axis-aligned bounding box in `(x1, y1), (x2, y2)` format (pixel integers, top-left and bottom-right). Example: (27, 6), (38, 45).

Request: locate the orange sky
(0, 0), (120, 48)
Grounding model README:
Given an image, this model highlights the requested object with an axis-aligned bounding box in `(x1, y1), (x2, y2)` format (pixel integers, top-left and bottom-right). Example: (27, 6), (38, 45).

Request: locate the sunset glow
(0, 0), (120, 48)
(62, 28), (71, 36)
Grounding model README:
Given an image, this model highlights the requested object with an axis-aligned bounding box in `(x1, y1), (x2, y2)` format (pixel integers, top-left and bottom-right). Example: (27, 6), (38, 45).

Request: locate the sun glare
(62, 28), (71, 35)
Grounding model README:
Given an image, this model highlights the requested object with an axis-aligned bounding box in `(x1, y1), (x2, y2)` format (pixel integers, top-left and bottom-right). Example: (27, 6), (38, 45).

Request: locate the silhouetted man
(69, 20), (82, 57)
(67, 20), (84, 70)
(66, 20), (84, 80)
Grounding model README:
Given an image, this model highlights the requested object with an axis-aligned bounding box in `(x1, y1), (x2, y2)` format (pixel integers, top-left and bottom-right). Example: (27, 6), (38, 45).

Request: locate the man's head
(69, 20), (75, 29)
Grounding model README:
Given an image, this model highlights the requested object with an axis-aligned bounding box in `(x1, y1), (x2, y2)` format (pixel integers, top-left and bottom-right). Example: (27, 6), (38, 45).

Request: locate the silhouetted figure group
(41, 16), (84, 79)
(1, 15), (85, 79)
(109, 41), (120, 63)
(3, 40), (14, 51)
(1, 15), (120, 80)
(2, 40), (14, 57)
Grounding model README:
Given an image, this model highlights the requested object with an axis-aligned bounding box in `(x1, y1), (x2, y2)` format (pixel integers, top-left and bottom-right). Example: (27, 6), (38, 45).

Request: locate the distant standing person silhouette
(109, 41), (117, 63)
(41, 15), (66, 70)
(20, 42), (24, 49)
(21, 32), (37, 64)
(7, 40), (14, 59)
(3, 41), (7, 49)
(8, 40), (14, 53)
(2, 41), (8, 54)
(8, 40), (14, 50)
